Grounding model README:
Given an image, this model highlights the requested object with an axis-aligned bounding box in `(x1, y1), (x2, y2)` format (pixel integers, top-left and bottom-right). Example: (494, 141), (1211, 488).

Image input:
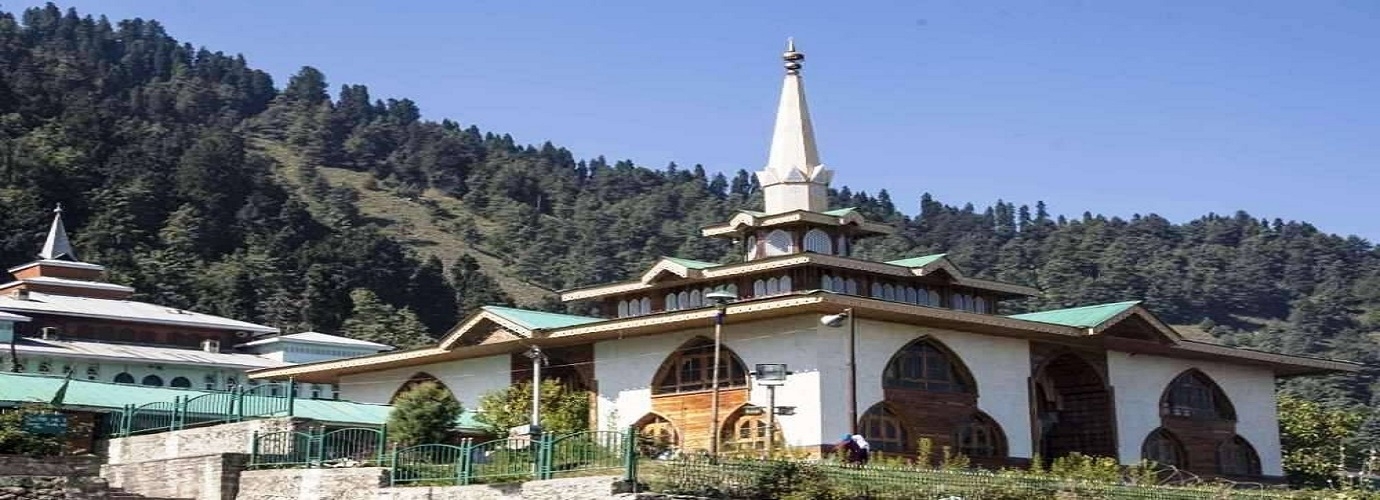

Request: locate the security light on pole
(705, 289), (737, 457)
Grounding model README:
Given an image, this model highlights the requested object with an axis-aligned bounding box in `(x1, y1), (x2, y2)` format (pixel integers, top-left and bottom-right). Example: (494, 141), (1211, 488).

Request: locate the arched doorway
(390, 373), (458, 404)
(1033, 353), (1117, 461)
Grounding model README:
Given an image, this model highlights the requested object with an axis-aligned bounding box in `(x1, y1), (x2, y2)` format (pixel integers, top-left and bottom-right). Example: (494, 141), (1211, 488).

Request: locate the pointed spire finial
(783, 37), (804, 75)
(39, 204), (78, 262)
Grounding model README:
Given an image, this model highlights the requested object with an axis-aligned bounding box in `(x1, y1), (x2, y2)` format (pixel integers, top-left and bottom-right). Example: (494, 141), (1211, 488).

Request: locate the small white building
(0, 207), (394, 398)
(250, 41), (1359, 481)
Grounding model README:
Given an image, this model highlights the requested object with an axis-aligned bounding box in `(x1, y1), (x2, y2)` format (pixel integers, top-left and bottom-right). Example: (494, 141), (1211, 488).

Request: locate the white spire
(39, 204), (78, 261)
(756, 38), (833, 214)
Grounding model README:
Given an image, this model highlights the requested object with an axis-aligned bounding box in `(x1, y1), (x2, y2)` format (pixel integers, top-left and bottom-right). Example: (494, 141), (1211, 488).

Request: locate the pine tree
(450, 255), (513, 317)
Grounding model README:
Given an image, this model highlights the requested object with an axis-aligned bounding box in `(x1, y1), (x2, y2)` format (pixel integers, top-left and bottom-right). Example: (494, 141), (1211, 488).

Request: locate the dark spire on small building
(39, 204), (77, 262)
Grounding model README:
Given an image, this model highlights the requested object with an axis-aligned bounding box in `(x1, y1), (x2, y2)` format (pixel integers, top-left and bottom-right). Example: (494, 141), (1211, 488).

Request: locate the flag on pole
(49, 370), (73, 407)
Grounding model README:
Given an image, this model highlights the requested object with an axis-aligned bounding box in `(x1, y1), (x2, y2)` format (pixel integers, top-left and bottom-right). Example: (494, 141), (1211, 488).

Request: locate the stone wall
(235, 470), (631, 500)
(236, 467), (385, 500)
(0, 455), (102, 477)
(0, 475), (108, 500)
(105, 418), (301, 465)
(100, 454), (247, 500)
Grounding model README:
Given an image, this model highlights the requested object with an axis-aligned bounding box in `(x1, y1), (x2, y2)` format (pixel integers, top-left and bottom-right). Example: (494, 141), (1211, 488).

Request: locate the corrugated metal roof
(0, 310), (30, 322)
(481, 306), (602, 330)
(14, 338), (287, 369)
(235, 331), (394, 350)
(1007, 301), (1143, 328)
(885, 253), (947, 268)
(0, 290), (277, 333)
(0, 372), (483, 430)
(662, 257), (722, 270)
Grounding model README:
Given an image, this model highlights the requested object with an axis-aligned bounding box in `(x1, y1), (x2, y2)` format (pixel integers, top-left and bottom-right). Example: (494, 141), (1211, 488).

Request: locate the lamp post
(524, 345), (547, 436)
(705, 290), (737, 457)
(820, 308), (856, 435)
(751, 363), (791, 455)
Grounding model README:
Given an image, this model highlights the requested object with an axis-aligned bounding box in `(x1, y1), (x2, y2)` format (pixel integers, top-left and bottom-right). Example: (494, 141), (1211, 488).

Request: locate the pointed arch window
(779, 275), (792, 293)
(665, 293), (679, 311)
(903, 286), (917, 304)
(1217, 436), (1261, 476)
(1141, 428), (1186, 468)
(954, 412), (1006, 458)
(640, 297), (651, 315)
(753, 280), (766, 297)
(803, 229), (833, 254)
(870, 283), (883, 298)
(882, 284), (896, 301)
(652, 337), (749, 394)
(974, 296), (988, 313)
(766, 277), (780, 295)
(391, 373), (458, 404)
(764, 230), (793, 256)
(820, 275), (834, 292)
(617, 301), (629, 318)
(860, 404), (909, 453)
(1161, 370), (1235, 420)
(844, 279), (859, 295)
(725, 284), (738, 296)
(883, 338), (974, 393)
(636, 414), (680, 456)
(678, 291), (690, 308)
(722, 411), (778, 451)
(114, 373), (135, 384)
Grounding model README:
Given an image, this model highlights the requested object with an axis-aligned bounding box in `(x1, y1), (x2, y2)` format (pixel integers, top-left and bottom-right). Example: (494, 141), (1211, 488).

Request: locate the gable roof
(1008, 301), (1143, 328)
(481, 306), (602, 330)
(662, 257), (723, 270)
(885, 253), (948, 269)
(0, 290), (277, 334)
(235, 331), (395, 350)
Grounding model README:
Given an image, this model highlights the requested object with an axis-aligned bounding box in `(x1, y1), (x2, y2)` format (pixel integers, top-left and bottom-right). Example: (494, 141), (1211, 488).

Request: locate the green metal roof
(886, 253), (948, 268)
(0, 372), (483, 430)
(823, 207), (858, 216)
(662, 256), (722, 269)
(481, 306), (603, 330)
(1007, 301), (1142, 328)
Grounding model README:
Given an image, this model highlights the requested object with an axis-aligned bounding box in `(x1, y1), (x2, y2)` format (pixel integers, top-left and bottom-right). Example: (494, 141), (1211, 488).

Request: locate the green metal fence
(114, 379), (296, 436)
(246, 425), (641, 486)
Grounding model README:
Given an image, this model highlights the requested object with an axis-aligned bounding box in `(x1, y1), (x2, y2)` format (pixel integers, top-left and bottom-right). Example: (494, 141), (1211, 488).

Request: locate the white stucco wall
(593, 316), (826, 446)
(845, 319), (1033, 458)
(1107, 352), (1282, 475)
(338, 354), (509, 409)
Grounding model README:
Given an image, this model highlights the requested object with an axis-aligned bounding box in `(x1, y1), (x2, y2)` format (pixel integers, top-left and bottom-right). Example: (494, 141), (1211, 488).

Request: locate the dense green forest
(0, 4), (1376, 445)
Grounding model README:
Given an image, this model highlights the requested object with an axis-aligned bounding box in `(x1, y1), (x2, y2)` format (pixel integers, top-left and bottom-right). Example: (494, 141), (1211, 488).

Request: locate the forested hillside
(0, 5), (1376, 436)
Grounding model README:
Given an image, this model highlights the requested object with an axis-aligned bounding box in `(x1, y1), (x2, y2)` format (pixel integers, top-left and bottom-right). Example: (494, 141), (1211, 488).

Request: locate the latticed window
(883, 340), (972, 393)
(723, 414), (774, 451)
(803, 229), (832, 254)
(1217, 436), (1261, 476)
(860, 404), (909, 453)
(665, 293), (679, 311)
(639, 415), (679, 452)
(955, 413), (1004, 458)
(1162, 371), (1235, 420)
(652, 338), (748, 394)
(764, 230), (793, 256)
(1141, 428), (1186, 468)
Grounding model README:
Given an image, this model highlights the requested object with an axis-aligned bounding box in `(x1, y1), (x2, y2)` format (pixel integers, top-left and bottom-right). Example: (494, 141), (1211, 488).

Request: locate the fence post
(309, 426), (324, 466)
(458, 438), (473, 486)
(287, 377), (296, 417)
(118, 404), (129, 437)
(249, 430), (259, 468)
(622, 425), (638, 489)
(234, 386), (244, 422)
(376, 424), (388, 466)
(172, 396), (183, 430)
(538, 432), (555, 480)
(388, 442), (399, 487)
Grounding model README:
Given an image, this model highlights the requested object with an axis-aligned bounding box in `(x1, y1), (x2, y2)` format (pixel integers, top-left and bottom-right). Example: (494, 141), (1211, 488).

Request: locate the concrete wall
(102, 453), (248, 500)
(106, 417), (299, 465)
(236, 470), (627, 500)
(1107, 351), (1283, 475)
(339, 355), (510, 408)
(593, 316), (826, 446)
(844, 319), (1033, 458)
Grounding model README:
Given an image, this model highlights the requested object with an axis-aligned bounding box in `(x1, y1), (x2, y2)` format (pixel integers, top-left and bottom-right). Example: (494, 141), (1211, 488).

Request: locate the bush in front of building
(474, 380), (589, 437)
(387, 381), (464, 446)
(0, 404), (67, 456)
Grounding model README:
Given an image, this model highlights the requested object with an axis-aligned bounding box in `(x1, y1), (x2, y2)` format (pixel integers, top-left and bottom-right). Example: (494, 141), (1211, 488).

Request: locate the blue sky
(11, 1), (1380, 241)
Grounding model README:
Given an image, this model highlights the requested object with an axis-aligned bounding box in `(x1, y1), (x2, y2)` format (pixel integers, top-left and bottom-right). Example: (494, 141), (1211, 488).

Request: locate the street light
(820, 308), (857, 435)
(705, 290), (737, 456)
(751, 363), (791, 455)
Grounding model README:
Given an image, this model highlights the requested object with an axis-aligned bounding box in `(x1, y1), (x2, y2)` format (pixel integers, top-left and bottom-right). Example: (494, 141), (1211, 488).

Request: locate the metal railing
(248, 425), (640, 487)
(116, 380), (296, 436)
